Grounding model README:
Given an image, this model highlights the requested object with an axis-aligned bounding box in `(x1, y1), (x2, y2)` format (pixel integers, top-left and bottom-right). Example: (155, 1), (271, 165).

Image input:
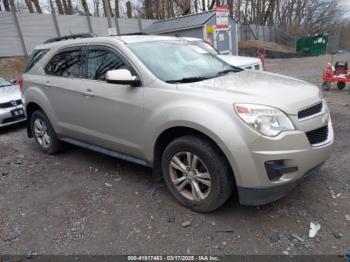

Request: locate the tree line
(0, 0), (347, 35)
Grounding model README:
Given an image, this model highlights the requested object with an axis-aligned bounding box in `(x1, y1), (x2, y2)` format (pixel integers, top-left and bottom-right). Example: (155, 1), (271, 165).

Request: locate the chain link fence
(239, 25), (296, 48)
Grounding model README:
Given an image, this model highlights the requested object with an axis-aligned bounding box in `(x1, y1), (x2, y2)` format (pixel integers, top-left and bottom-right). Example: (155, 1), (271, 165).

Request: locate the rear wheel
(31, 110), (62, 154)
(337, 82), (346, 90)
(161, 136), (234, 212)
(321, 81), (331, 91)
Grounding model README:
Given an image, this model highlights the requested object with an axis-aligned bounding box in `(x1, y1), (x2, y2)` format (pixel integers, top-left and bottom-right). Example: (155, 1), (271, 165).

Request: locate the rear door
(76, 45), (144, 157)
(44, 46), (87, 137)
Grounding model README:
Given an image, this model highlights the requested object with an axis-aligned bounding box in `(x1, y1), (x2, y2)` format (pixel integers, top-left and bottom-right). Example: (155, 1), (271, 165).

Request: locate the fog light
(264, 160), (298, 181)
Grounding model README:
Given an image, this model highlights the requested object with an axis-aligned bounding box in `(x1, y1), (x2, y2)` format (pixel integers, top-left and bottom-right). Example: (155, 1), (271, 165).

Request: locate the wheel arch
(152, 126), (237, 186)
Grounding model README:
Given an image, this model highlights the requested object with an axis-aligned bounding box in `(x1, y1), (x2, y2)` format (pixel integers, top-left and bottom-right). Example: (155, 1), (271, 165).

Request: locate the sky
(344, 0), (350, 17)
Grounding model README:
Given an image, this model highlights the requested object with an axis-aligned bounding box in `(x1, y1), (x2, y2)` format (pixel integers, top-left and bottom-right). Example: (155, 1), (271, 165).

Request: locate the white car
(0, 76), (25, 127)
(183, 37), (263, 71)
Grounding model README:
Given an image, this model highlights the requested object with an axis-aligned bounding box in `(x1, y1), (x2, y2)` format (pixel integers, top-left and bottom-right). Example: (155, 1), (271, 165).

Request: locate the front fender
(143, 99), (256, 186)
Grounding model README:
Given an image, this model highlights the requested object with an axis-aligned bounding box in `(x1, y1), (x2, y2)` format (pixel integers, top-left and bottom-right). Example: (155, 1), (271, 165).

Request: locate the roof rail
(43, 33), (96, 44)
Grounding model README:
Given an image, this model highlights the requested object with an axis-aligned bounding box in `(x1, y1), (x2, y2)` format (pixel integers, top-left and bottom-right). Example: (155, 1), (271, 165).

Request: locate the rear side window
(24, 49), (49, 73)
(87, 48), (128, 81)
(45, 48), (83, 78)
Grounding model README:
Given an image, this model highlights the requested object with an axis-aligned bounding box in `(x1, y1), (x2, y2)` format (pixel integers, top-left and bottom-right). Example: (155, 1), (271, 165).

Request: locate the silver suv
(22, 35), (333, 212)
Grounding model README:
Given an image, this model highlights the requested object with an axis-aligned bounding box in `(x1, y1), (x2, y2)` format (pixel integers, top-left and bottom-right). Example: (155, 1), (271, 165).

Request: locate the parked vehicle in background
(22, 34), (333, 212)
(331, 50), (350, 56)
(0, 76), (25, 127)
(183, 37), (264, 71)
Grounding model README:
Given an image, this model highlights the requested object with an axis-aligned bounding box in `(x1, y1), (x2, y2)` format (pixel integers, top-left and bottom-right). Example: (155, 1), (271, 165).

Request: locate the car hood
(0, 84), (21, 104)
(218, 55), (261, 67)
(177, 71), (322, 115)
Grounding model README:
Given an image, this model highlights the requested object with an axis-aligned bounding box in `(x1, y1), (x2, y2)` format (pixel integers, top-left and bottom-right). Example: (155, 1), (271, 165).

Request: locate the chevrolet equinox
(21, 35), (333, 212)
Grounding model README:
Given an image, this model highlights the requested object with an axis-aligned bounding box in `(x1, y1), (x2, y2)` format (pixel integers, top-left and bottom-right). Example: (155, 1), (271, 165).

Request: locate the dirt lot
(0, 55), (349, 256)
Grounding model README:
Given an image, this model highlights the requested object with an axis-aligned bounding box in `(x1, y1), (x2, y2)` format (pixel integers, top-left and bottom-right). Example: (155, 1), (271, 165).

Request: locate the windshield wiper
(165, 76), (213, 83)
(216, 68), (242, 76)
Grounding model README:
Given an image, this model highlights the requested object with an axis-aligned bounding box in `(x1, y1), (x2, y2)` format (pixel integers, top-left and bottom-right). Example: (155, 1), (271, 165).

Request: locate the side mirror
(105, 69), (141, 86)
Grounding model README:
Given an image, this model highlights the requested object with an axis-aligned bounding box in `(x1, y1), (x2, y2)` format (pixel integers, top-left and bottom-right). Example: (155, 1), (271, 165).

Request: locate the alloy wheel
(33, 118), (51, 149)
(169, 152), (211, 201)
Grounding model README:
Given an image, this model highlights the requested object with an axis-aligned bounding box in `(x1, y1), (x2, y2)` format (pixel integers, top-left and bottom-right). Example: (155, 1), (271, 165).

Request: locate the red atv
(322, 55), (350, 91)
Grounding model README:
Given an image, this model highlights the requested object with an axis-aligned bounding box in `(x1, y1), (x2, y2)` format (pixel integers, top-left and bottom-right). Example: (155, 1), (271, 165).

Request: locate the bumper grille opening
(298, 102), (322, 119)
(306, 125), (329, 145)
(0, 99), (22, 109)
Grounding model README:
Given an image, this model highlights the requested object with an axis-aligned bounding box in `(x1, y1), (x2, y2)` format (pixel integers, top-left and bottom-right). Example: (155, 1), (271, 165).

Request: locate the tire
(337, 82), (346, 90)
(30, 110), (62, 154)
(321, 81), (331, 91)
(161, 135), (234, 212)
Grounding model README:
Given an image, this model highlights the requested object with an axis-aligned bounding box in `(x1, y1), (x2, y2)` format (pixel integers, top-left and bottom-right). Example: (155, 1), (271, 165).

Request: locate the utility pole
(103, 0), (112, 28)
(49, 0), (61, 37)
(9, 0), (28, 56)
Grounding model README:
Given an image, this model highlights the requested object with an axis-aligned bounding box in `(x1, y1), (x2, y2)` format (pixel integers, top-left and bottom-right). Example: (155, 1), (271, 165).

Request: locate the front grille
(0, 99), (22, 109)
(298, 102), (322, 119)
(306, 125), (329, 145)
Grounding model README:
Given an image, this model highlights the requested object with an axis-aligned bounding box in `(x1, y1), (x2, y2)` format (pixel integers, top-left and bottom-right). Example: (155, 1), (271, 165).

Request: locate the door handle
(81, 89), (94, 98)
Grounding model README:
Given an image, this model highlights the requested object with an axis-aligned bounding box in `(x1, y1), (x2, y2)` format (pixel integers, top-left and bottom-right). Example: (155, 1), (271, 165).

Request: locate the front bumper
(230, 117), (333, 206)
(0, 105), (26, 127)
(238, 161), (325, 205)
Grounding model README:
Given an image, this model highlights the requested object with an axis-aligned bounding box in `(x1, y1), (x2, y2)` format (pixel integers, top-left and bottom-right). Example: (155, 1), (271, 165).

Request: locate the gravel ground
(0, 55), (349, 256)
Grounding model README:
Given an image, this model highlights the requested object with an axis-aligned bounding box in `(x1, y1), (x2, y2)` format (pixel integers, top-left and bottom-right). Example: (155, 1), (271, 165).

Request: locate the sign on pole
(216, 6), (229, 29)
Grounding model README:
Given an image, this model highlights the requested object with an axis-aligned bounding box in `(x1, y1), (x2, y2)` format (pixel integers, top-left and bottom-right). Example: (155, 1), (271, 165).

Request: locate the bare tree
(201, 0), (205, 11)
(115, 0), (119, 18)
(61, 0), (68, 14)
(55, 0), (64, 14)
(126, 0), (132, 18)
(24, 0), (34, 12)
(81, 0), (89, 15)
(102, 0), (113, 17)
(3, 0), (11, 11)
(61, 0), (73, 14)
(31, 0), (42, 13)
(67, 0), (73, 14)
(93, 0), (100, 16)
(144, 0), (153, 18)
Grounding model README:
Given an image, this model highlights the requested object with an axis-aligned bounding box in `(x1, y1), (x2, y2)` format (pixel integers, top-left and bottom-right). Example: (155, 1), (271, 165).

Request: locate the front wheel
(30, 110), (62, 154)
(337, 82), (346, 90)
(161, 136), (234, 212)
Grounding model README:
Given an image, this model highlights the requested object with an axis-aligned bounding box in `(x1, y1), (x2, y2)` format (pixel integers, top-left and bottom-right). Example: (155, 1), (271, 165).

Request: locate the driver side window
(87, 48), (128, 81)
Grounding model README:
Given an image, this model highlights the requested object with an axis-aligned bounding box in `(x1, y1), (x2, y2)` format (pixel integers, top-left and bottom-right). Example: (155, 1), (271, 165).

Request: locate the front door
(77, 45), (144, 157)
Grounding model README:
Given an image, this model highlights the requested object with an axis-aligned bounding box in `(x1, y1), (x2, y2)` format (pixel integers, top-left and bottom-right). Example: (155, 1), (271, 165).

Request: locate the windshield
(190, 40), (219, 55)
(0, 77), (12, 87)
(128, 41), (235, 83)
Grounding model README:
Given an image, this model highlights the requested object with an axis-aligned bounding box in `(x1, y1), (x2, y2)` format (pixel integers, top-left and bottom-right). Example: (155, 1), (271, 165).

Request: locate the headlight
(234, 104), (295, 137)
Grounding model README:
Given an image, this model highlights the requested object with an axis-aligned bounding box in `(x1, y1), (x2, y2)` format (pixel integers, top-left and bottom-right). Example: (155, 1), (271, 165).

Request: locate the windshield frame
(127, 40), (239, 84)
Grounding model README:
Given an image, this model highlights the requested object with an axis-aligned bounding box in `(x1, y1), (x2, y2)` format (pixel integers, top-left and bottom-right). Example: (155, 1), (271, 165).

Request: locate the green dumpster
(297, 34), (328, 56)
